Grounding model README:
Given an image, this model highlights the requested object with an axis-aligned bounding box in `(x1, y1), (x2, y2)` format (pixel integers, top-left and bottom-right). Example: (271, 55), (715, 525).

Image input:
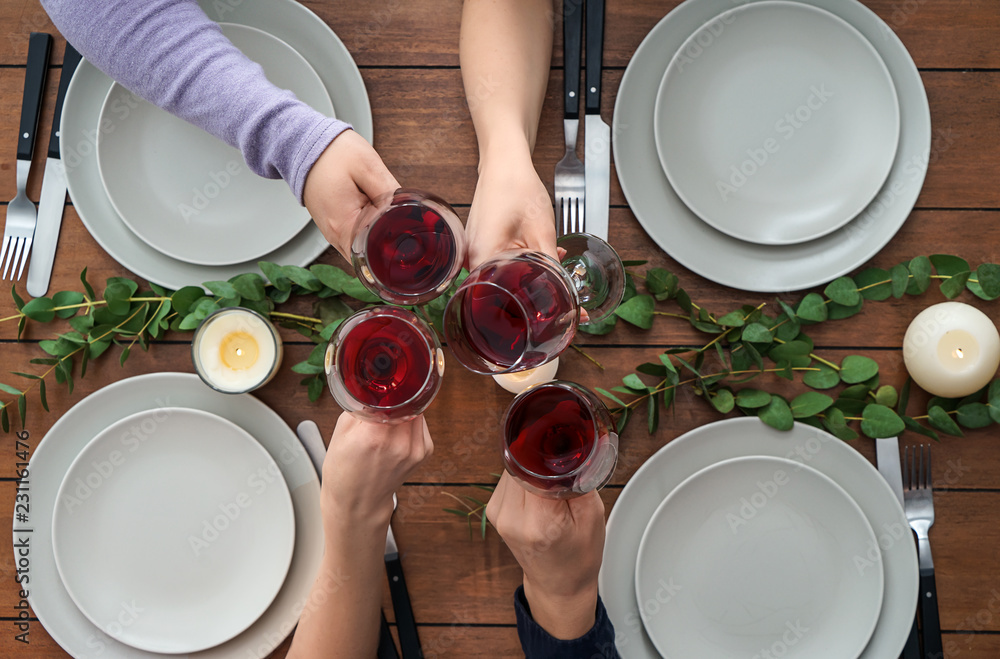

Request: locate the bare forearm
(286, 517), (388, 659)
(460, 0), (554, 162)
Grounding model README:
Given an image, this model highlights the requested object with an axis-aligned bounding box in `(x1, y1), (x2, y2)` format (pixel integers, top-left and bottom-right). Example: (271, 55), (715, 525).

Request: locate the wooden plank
(8, 0), (999, 70)
(1, 69), (997, 207)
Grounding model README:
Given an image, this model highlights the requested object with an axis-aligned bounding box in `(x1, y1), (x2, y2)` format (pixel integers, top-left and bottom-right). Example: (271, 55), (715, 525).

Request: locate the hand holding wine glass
(465, 147), (559, 270)
(321, 412), (434, 529)
(486, 471), (607, 640)
(303, 130), (400, 258)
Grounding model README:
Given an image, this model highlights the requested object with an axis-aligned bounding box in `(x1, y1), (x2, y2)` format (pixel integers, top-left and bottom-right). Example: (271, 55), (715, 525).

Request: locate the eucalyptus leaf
(735, 388), (771, 409)
(171, 286), (206, 315)
(790, 391), (834, 418)
(80, 267), (97, 300)
(596, 388), (627, 408)
(927, 406), (963, 436)
(940, 269), (971, 299)
(259, 261), (292, 290)
(929, 254), (970, 277)
(741, 323), (773, 344)
(874, 385), (899, 408)
(204, 280), (239, 300)
(710, 388), (735, 414)
(890, 264), (909, 299)
(758, 395), (793, 431)
(21, 297), (55, 323)
(957, 403), (992, 429)
(906, 256), (932, 295)
(974, 263), (1000, 299)
(827, 298), (864, 320)
(622, 373), (649, 392)
(715, 311), (745, 327)
(903, 415), (940, 440)
(821, 406), (858, 441)
(614, 294), (655, 329)
(823, 276), (860, 307)
(341, 279), (382, 303)
(860, 404), (904, 438)
(840, 355), (879, 384)
(307, 376), (324, 402)
(802, 363), (840, 389)
(854, 268), (892, 301)
(796, 293), (828, 323)
(53, 291), (86, 319)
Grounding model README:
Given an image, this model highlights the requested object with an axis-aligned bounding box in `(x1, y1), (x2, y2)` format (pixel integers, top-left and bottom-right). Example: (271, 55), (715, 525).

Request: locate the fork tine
(15, 236), (31, 281)
(577, 199), (585, 235)
(8, 238), (24, 281)
(0, 234), (10, 280)
(1, 237), (17, 280)
(924, 444), (932, 489)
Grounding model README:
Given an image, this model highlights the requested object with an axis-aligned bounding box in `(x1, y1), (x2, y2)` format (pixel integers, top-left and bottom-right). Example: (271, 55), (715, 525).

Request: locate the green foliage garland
(1, 253), (999, 444)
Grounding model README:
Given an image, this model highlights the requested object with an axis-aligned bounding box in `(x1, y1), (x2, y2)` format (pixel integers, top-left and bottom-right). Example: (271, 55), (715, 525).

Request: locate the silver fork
(2, 33), (51, 281)
(554, 0), (585, 236)
(903, 444), (943, 659)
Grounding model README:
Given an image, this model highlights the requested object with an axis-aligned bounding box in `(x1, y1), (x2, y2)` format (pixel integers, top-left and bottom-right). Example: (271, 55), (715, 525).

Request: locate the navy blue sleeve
(514, 586), (621, 659)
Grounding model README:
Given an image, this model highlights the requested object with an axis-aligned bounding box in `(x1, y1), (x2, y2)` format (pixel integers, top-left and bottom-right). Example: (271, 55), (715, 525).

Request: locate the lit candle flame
(953, 348), (964, 359)
(236, 348), (244, 357)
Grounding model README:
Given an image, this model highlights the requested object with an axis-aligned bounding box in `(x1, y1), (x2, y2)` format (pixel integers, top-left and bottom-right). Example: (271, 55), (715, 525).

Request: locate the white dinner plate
(52, 408), (296, 654)
(613, 0), (930, 291)
(61, 0), (373, 289)
(635, 456), (883, 659)
(599, 418), (918, 659)
(654, 1), (899, 245)
(97, 23), (334, 266)
(12, 373), (323, 659)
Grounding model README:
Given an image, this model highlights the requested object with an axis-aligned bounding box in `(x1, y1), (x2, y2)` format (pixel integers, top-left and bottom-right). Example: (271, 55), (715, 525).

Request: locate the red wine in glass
(326, 306), (444, 423)
(502, 381), (618, 498)
(444, 251), (579, 373)
(352, 189), (466, 305)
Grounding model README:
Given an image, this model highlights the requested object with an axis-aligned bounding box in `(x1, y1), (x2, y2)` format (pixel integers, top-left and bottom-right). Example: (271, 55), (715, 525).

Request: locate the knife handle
(47, 44), (83, 160)
(378, 610), (400, 659)
(902, 617), (920, 659)
(17, 33), (52, 162)
(386, 556), (422, 658)
(562, 0), (582, 119)
(919, 570), (943, 659)
(584, 0), (604, 114)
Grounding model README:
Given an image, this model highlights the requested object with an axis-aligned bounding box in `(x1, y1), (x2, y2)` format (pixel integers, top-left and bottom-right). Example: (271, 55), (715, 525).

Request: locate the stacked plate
(600, 418), (919, 658)
(614, 0), (931, 292)
(11, 373), (324, 658)
(62, 0), (373, 289)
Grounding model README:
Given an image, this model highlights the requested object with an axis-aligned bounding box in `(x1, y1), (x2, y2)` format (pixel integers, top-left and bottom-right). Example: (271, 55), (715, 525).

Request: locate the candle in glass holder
(493, 358), (560, 395)
(902, 302), (1000, 398)
(192, 308), (283, 393)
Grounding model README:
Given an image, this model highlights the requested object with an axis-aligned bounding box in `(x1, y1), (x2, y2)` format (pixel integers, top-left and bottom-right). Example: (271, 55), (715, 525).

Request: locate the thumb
(350, 137), (400, 202)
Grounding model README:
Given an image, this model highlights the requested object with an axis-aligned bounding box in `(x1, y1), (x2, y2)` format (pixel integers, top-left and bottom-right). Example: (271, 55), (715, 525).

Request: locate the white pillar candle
(192, 308), (283, 393)
(493, 358), (560, 395)
(902, 302), (1000, 398)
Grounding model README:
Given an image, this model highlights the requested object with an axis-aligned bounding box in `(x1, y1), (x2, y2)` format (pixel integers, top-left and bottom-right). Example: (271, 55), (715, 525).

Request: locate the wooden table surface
(1, 0), (999, 656)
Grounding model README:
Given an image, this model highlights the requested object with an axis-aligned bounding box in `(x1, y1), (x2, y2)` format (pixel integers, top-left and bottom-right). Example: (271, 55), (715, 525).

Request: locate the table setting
(1, 0), (999, 657)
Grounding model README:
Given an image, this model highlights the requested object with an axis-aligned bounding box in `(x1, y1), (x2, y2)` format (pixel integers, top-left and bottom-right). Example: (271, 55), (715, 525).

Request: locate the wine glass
(324, 306), (446, 424)
(502, 380), (619, 499)
(443, 233), (625, 374)
(351, 188), (467, 305)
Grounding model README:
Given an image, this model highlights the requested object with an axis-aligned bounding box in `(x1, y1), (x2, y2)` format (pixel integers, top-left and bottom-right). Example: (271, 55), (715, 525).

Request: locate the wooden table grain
(1, 1), (999, 657)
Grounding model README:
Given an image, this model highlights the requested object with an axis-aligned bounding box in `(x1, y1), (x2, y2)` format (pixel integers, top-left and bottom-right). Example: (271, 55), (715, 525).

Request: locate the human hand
(466, 147), (558, 271)
(486, 472), (606, 639)
(303, 130), (400, 259)
(320, 413), (433, 532)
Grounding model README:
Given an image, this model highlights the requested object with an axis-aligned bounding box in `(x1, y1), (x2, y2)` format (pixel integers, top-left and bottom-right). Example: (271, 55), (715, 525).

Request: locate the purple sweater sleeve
(40, 0), (352, 203)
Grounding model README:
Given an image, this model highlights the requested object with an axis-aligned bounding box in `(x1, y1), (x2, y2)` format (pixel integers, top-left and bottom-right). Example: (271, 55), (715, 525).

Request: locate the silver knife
(583, 0), (610, 241)
(295, 419), (326, 482)
(27, 45), (82, 298)
(875, 436), (921, 659)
